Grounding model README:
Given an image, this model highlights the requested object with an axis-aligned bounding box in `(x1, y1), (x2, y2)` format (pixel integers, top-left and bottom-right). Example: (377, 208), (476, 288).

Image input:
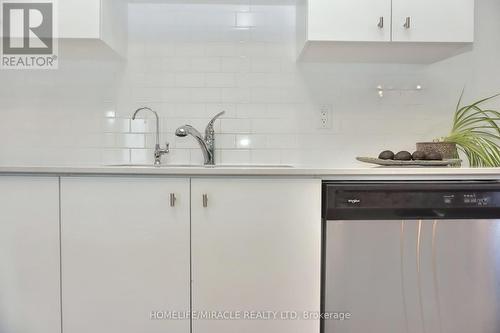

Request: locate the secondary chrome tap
(175, 111), (225, 166)
(132, 107), (169, 167)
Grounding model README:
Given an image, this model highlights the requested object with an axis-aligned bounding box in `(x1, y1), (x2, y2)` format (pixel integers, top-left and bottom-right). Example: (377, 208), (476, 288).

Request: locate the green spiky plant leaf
(442, 90), (500, 167)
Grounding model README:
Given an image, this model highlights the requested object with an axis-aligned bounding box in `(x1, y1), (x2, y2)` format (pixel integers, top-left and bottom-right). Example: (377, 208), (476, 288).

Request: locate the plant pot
(416, 142), (458, 160)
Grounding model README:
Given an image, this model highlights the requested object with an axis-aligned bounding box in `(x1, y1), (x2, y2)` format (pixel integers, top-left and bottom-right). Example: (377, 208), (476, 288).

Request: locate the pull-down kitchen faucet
(175, 111), (225, 166)
(132, 107), (169, 167)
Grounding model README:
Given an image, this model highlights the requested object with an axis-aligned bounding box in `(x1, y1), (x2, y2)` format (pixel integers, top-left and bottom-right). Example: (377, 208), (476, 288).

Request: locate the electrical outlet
(318, 104), (333, 129)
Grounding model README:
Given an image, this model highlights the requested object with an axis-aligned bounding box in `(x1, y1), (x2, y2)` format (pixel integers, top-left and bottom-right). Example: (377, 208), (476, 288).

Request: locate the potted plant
(417, 91), (500, 167)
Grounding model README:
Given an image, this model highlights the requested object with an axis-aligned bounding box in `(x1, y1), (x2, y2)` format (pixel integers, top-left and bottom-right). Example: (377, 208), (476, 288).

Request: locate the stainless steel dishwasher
(321, 181), (500, 333)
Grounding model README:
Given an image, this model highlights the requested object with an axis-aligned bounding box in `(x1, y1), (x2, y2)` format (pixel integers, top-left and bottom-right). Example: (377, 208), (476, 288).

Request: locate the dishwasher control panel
(335, 190), (500, 209)
(323, 182), (500, 220)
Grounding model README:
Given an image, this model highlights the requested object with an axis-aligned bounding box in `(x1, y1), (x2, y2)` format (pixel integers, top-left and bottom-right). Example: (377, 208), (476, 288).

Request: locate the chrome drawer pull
(378, 16), (384, 29)
(403, 17), (411, 29)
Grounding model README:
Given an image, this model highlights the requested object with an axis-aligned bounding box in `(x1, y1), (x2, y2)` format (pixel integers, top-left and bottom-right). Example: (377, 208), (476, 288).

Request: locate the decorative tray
(356, 157), (461, 167)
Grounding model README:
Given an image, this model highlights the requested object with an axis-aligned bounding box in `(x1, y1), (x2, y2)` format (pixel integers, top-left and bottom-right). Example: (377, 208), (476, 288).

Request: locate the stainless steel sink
(106, 164), (194, 168)
(106, 164), (293, 169)
(209, 164), (293, 168)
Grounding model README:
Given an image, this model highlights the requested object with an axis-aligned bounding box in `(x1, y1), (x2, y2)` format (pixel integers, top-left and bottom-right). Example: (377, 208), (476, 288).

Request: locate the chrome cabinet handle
(377, 16), (384, 29)
(170, 193), (176, 207)
(202, 194), (208, 208)
(403, 17), (411, 29)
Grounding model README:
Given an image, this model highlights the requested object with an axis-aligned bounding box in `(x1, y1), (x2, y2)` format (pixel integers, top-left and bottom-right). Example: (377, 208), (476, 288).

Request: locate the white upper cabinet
(58, 0), (101, 39)
(392, 0), (475, 42)
(58, 0), (127, 56)
(298, 0), (475, 63)
(308, 0), (392, 42)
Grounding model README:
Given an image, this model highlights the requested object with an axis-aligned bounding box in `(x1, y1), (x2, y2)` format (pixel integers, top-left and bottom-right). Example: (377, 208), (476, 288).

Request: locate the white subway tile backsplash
(0, 2), (490, 167)
(130, 149), (153, 164)
(251, 150), (281, 164)
(190, 149), (206, 165)
(101, 118), (129, 133)
(217, 134), (237, 149)
(221, 149), (251, 164)
(266, 134), (298, 149)
(162, 57), (191, 72)
(252, 118), (297, 134)
(267, 104), (297, 118)
(221, 56), (250, 73)
(236, 104), (268, 118)
(190, 88), (222, 103)
(161, 88), (191, 103)
(205, 43), (238, 57)
(130, 119), (152, 133)
(205, 73), (236, 87)
(168, 149), (191, 165)
(175, 73), (205, 87)
(191, 57), (221, 72)
(102, 149), (130, 165)
(116, 134), (146, 149)
(221, 118), (252, 133)
(251, 58), (282, 73)
(175, 43), (206, 57)
(206, 103), (237, 118)
(172, 103), (207, 118)
(221, 87), (250, 103)
(236, 134), (267, 149)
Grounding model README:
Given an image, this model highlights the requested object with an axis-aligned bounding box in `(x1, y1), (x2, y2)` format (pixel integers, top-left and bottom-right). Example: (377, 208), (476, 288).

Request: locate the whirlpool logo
(347, 199), (361, 205)
(1, 0), (58, 69)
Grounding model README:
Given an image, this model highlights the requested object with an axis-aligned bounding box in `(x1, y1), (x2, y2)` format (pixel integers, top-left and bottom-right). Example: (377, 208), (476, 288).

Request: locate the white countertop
(0, 165), (500, 180)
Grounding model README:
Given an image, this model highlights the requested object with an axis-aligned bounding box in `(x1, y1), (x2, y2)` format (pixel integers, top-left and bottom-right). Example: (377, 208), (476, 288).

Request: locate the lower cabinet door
(0, 176), (61, 333)
(61, 177), (190, 333)
(191, 179), (321, 333)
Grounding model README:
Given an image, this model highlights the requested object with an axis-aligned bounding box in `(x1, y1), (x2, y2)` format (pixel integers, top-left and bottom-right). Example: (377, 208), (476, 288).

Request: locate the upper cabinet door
(58, 0), (127, 55)
(61, 177), (191, 333)
(308, 0), (392, 42)
(58, 0), (101, 39)
(392, 0), (475, 42)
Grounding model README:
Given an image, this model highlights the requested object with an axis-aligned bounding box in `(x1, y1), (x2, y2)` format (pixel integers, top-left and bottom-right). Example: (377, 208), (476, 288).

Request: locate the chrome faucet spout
(176, 125), (211, 163)
(175, 111), (225, 166)
(132, 107), (169, 166)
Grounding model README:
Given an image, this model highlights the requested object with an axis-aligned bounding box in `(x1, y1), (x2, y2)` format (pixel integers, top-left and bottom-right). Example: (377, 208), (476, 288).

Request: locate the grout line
(390, 0), (393, 42)
(189, 178), (193, 333)
(58, 176), (63, 333)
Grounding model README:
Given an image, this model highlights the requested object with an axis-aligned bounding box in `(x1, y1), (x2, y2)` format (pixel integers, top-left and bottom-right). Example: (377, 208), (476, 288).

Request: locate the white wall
(0, 0), (499, 167)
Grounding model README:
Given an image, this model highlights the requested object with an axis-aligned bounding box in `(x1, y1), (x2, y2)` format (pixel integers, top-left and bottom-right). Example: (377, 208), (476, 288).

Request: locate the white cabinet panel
(299, 0), (474, 62)
(392, 0), (475, 42)
(308, 0), (391, 42)
(61, 177), (190, 333)
(58, 0), (101, 39)
(0, 176), (61, 333)
(58, 0), (127, 55)
(191, 179), (321, 333)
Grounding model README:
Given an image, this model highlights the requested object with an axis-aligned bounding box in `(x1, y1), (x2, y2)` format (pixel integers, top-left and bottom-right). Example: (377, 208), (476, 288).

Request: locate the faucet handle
(207, 111), (225, 129)
(155, 142), (170, 155)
